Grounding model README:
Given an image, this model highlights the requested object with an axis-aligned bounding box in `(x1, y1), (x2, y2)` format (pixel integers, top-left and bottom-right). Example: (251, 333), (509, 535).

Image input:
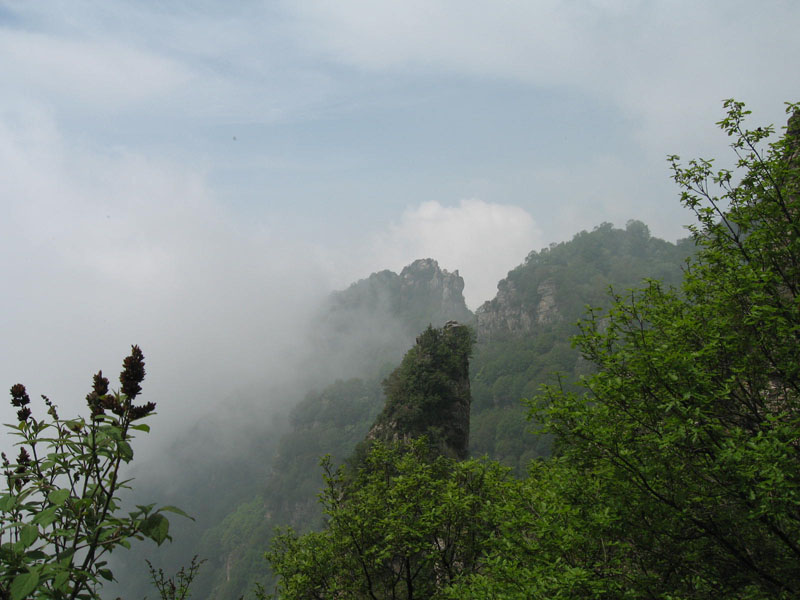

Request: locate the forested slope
(469, 220), (694, 470)
(183, 222), (693, 599)
(267, 101), (800, 600)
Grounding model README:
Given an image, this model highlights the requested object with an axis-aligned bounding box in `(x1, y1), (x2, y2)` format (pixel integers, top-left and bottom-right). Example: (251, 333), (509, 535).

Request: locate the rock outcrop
(314, 259), (473, 380)
(475, 276), (561, 341)
(364, 321), (474, 460)
(327, 258), (472, 334)
(398, 259), (469, 322)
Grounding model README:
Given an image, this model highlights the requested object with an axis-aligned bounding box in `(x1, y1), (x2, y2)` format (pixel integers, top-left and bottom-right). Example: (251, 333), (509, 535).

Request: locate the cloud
(283, 1), (800, 156)
(0, 28), (192, 110)
(0, 106), (331, 451)
(362, 199), (542, 309)
(0, 2), (342, 125)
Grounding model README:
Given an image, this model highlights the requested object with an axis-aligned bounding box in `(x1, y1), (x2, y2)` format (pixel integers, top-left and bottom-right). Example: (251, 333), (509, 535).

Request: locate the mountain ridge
(113, 220), (696, 600)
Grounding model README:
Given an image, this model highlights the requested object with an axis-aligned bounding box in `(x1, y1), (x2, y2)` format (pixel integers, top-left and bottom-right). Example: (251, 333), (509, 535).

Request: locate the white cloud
(284, 1), (800, 156)
(285, 0), (579, 81)
(0, 28), (192, 110)
(362, 199), (542, 309)
(0, 107), (331, 448)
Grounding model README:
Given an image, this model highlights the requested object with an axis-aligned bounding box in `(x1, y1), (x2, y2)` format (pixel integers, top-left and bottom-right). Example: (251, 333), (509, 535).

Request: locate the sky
(1, 0), (798, 435)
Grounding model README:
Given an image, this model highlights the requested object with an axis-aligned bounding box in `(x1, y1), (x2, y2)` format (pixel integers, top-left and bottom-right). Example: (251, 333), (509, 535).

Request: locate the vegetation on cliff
(363, 322), (474, 460)
(267, 440), (512, 600)
(267, 102), (800, 598)
(32, 101), (796, 599)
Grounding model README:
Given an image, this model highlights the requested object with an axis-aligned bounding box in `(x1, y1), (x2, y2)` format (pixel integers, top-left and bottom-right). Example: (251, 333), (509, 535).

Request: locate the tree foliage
(267, 439), (513, 600)
(374, 323), (474, 459)
(531, 100), (800, 598)
(267, 101), (800, 599)
(0, 346), (189, 600)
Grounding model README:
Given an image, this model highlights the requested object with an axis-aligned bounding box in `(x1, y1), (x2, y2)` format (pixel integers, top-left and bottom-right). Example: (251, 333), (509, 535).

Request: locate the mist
(0, 108), (311, 443)
(2, 4), (800, 593)
(0, 103), (545, 469)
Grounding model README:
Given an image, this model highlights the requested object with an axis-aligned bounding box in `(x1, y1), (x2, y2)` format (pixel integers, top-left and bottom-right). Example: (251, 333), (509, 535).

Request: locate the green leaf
(130, 423), (150, 433)
(140, 513), (170, 546)
(159, 505), (194, 520)
(118, 440), (134, 462)
(0, 494), (15, 512)
(47, 488), (70, 507)
(31, 506), (58, 527)
(19, 524), (38, 548)
(10, 570), (39, 600)
(53, 570), (70, 591)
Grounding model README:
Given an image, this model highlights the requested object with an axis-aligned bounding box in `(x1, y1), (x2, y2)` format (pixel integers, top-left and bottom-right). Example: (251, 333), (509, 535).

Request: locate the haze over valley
(2, 2), (799, 598)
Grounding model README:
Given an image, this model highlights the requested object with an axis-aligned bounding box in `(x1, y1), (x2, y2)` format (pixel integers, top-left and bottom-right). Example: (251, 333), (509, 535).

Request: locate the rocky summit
(365, 321), (474, 460)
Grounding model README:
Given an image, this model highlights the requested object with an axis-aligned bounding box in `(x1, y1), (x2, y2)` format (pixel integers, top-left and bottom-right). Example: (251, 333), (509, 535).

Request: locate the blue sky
(1, 0), (798, 430)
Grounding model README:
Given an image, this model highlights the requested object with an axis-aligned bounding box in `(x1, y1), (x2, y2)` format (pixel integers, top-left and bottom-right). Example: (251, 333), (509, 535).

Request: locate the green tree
(266, 439), (514, 600)
(268, 101), (800, 599)
(531, 101), (800, 598)
(371, 323), (474, 460)
(0, 346), (189, 600)
(444, 457), (628, 600)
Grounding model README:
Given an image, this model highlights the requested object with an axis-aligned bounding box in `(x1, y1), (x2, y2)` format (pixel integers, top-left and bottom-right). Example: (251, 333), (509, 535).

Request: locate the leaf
(10, 570), (39, 600)
(19, 524), (38, 548)
(31, 506), (58, 527)
(0, 494), (15, 512)
(159, 505), (194, 520)
(117, 440), (134, 462)
(53, 570), (70, 591)
(47, 488), (70, 506)
(140, 513), (170, 546)
(58, 548), (75, 566)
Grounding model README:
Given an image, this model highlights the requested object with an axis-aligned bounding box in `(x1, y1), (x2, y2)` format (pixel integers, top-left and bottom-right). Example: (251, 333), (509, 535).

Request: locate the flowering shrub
(0, 346), (189, 600)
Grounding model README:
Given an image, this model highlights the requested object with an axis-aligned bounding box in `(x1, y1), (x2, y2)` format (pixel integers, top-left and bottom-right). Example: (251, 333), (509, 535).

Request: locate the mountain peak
(365, 321), (474, 460)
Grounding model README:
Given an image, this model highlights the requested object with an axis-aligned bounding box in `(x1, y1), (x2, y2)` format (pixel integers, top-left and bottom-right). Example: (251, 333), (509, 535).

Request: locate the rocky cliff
(475, 277), (561, 341)
(364, 321), (474, 460)
(313, 259), (473, 379)
(327, 258), (472, 332)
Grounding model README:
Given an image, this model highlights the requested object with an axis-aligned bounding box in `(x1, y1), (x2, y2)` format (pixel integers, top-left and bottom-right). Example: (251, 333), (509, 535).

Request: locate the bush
(0, 346), (189, 600)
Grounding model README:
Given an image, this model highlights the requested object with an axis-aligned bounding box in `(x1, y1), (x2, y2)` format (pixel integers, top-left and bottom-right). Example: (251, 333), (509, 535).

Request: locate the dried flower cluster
(120, 344), (146, 400)
(2, 345), (183, 598)
(83, 345), (155, 421)
(10, 382), (31, 422)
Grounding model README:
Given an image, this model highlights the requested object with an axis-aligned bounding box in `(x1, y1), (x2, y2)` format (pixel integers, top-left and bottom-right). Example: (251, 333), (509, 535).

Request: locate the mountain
(310, 258), (473, 381)
(185, 260), (475, 600)
(475, 220), (692, 341)
(468, 221), (694, 470)
(113, 221), (695, 600)
(361, 321), (474, 461)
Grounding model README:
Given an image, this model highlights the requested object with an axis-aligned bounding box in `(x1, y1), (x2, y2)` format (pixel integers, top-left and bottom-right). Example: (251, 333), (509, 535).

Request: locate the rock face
(787, 110), (800, 178)
(315, 259), (473, 379)
(475, 277), (561, 341)
(398, 259), (469, 321)
(364, 321), (474, 460)
(327, 258), (472, 331)
(535, 279), (561, 325)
